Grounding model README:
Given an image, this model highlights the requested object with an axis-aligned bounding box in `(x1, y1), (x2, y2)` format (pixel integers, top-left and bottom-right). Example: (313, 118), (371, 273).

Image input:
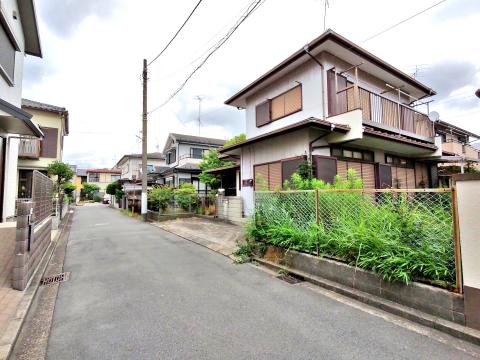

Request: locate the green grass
(250, 192), (455, 287)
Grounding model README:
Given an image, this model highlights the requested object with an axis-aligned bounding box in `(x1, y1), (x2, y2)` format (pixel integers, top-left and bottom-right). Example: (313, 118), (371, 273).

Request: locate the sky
(22, 0), (480, 168)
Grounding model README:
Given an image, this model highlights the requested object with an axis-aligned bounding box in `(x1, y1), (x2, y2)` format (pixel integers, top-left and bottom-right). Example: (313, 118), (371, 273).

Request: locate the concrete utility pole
(141, 59), (148, 221)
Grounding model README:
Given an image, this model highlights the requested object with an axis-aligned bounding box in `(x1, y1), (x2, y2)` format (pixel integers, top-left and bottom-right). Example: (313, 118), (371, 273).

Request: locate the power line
(148, 0), (204, 66)
(361, 0), (448, 43)
(148, 0), (265, 114)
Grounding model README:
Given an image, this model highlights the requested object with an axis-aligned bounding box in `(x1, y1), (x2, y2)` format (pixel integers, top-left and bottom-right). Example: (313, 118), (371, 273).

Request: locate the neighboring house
(220, 29), (454, 215)
(114, 152), (165, 181)
(153, 133), (225, 193)
(435, 120), (480, 182)
(86, 169), (121, 196)
(17, 99), (69, 198)
(0, 0), (42, 221)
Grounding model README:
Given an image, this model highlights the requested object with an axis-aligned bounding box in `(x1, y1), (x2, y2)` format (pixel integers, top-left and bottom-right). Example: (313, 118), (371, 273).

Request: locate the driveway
(154, 216), (244, 256)
(45, 205), (480, 359)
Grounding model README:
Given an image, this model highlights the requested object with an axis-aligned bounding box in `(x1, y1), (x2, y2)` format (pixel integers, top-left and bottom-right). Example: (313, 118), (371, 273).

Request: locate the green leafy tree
(149, 186), (174, 211)
(224, 133), (246, 147)
(106, 183), (118, 196)
(47, 161), (74, 194)
(175, 183), (199, 211)
(83, 183), (100, 200)
(198, 149), (233, 189)
(62, 182), (76, 201)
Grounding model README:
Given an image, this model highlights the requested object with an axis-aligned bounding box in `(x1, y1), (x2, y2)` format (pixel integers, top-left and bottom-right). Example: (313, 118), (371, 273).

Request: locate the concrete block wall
(0, 224), (16, 288)
(216, 196), (244, 224)
(12, 202), (52, 291)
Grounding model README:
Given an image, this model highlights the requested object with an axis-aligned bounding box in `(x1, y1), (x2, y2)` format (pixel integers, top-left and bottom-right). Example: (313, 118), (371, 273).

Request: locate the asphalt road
(46, 205), (479, 360)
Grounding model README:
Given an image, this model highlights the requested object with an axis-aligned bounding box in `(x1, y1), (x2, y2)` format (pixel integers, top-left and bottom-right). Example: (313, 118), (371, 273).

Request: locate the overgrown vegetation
(82, 183), (100, 200)
(106, 182), (124, 203)
(250, 169), (455, 287)
(175, 183), (199, 211)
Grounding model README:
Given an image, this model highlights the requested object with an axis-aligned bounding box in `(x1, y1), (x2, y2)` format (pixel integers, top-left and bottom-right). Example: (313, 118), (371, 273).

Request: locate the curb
(254, 257), (480, 347)
(0, 209), (73, 360)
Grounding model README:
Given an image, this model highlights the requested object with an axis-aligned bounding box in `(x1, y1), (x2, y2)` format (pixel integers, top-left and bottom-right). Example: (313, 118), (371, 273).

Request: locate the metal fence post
(315, 189), (320, 256)
(451, 186), (463, 294)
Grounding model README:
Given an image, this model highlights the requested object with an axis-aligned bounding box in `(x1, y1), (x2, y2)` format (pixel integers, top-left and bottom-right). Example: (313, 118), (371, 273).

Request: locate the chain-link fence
(147, 194), (216, 221)
(254, 188), (458, 287)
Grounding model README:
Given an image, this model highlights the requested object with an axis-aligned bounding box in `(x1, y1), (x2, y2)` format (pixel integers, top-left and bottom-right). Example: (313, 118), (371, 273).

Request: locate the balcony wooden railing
(331, 86), (435, 138)
(464, 145), (480, 160)
(18, 139), (41, 159)
(442, 141), (464, 156)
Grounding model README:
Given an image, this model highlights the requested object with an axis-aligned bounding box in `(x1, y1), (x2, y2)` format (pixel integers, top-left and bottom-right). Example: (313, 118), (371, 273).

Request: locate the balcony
(464, 145), (480, 160)
(330, 85), (435, 139)
(18, 139), (41, 159)
(442, 140), (464, 156)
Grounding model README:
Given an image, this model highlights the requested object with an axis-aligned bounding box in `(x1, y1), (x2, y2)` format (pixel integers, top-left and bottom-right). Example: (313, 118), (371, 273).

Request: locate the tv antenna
(195, 95), (205, 135)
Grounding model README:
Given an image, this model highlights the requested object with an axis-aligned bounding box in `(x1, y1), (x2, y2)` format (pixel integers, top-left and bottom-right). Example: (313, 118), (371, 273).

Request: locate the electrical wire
(148, 0), (265, 114)
(148, 0), (204, 66)
(361, 0), (448, 43)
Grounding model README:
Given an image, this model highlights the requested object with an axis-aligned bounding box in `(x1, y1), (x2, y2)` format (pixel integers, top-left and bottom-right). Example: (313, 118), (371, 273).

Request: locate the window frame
(88, 173), (100, 182)
(0, 8), (20, 86)
(190, 147), (205, 159)
(255, 84), (303, 127)
(330, 146), (374, 163)
(385, 154), (414, 168)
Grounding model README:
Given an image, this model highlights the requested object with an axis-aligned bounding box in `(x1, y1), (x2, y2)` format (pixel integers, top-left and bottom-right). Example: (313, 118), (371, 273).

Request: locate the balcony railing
(442, 140), (464, 156)
(464, 145), (480, 160)
(331, 86), (435, 139)
(18, 139), (41, 159)
(179, 153), (204, 161)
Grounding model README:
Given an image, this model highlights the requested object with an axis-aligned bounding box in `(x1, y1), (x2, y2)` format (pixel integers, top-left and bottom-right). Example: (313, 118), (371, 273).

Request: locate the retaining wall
(263, 245), (465, 325)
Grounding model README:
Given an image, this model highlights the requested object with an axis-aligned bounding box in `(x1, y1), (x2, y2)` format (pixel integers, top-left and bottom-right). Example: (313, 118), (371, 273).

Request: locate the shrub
(175, 183), (199, 211)
(149, 186), (174, 211)
(93, 195), (102, 203)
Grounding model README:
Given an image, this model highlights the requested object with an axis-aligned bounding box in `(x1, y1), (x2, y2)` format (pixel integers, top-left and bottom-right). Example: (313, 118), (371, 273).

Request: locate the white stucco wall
(245, 59), (324, 139)
(1, 0), (28, 221)
(240, 128), (311, 215)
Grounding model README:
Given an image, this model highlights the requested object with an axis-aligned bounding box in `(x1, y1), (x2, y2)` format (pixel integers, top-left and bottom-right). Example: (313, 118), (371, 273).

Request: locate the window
(40, 127), (58, 158)
(331, 147), (374, 162)
(166, 149), (176, 164)
(147, 164), (155, 173)
(111, 175), (120, 182)
(0, 17), (16, 85)
(88, 173), (100, 182)
(190, 148), (205, 159)
(254, 162), (282, 191)
(385, 154), (413, 168)
(255, 85), (302, 127)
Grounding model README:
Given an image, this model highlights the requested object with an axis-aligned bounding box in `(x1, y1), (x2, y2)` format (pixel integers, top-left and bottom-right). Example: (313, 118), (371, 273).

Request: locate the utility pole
(195, 95), (203, 135)
(141, 59), (148, 221)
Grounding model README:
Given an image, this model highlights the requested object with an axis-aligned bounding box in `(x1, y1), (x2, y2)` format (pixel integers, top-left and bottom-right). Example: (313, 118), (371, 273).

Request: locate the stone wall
(12, 202), (52, 291)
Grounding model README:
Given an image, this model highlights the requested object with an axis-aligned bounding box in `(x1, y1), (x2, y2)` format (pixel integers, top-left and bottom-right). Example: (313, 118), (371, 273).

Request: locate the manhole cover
(277, 274), (304, 284)
(41, 272), (70, 286)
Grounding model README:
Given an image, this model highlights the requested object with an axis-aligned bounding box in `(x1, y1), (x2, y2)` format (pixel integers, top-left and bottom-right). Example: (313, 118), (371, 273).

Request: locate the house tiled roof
(22, 98), (69, 135)
(169, 133), (225, 146)
(87, 168), (122, 174)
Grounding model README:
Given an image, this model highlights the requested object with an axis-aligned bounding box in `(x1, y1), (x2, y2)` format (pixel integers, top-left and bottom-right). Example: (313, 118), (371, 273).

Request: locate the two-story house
(0, 0), (43, 221)
(154, 133), (225, 193)
(115, 152), (165, 181)
(219, 29), (451, 215)
(86, 168), (121, 196)
(17, 99), (69, 198)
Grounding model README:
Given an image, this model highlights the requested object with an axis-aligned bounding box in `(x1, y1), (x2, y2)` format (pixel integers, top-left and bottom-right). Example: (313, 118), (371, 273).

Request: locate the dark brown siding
(313, 156), (336, 184)
(255, 101), (271, 127)
(377, 164), (392, 188)
(327, 70), (347, 116)
(40, 127), (58, 158)
(282, 158), (304, 184)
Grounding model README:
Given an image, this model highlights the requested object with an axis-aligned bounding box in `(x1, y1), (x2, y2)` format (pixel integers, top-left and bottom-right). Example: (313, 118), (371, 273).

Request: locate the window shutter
(271, 95), (285, 120)
(284, 85), (302, 115)
(314, 156), (337, 184)
(255, 101), (271, 127)
(361, 163), (375, 189)
(0, 23), (15, 81)
(406, 168), (415, 189)
(282, 158), (304, 184)
(336, 160), (348, 179)
(268, 162), (282, 190)
(254, 164), (268, 191)
(40, 127), (58, 158)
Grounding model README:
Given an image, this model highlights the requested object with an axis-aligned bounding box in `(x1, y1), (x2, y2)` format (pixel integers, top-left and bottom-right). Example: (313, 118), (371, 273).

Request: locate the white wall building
(115, 152), (166, 181)
(0, 0), (42, 221)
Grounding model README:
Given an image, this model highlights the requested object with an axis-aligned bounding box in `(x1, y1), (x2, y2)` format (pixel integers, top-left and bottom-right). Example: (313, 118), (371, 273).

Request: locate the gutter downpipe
(304, 45), (330, 177)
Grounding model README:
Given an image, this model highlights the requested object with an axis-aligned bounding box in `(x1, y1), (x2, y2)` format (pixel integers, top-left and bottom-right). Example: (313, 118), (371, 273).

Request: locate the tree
(83, 183), (100, 200)
(198, 149), (233, 189)
(47, 161), (75, 213)
(63, 182), (76, 202)
(106, 182), (118, 196)
(224, 133), (246, 147)
(149, 186), (174, 211)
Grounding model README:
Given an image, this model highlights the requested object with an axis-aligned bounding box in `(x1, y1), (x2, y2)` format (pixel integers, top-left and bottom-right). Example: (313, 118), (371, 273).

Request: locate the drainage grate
(41, 272), (70, 286)
(277, 273), (304, 284)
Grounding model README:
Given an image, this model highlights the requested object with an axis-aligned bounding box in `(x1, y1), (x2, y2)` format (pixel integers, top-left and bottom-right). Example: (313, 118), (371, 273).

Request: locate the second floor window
(88, 173), (100, 182)
(166, 149), (176, 164)
(0, 17), (16, 85)
(255, 84), (302, 127)
(40, 127), (59, 158)
(190, 148), (205, 159)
